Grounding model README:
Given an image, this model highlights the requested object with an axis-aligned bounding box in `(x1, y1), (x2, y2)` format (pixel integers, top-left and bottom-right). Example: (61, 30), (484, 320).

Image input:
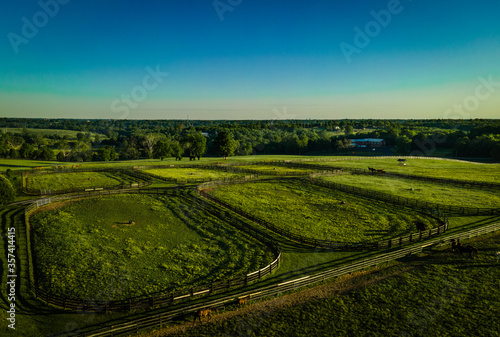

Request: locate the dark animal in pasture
(414, 221), (426, 231)
(377, 169), (385, 174)
(451, 239), (457, 252)
(457, 245), (478, 258)
(368, 167), (376, 173)
(193, 308), (213, 324)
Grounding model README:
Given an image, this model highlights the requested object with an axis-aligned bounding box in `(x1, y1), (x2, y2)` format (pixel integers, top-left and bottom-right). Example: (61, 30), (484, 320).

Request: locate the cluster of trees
(1, 119), (499, 162)
(0, 170), (18, 205)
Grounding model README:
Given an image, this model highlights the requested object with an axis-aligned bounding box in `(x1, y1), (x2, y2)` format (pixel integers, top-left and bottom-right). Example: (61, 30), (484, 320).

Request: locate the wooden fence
(72, 221), (500, 337)
(133, 158), (500, 189)
(308, 176), (500, 216)
(276, 158), (500, 189)
(23, 188), (281, 313)
(197, 178), (449, 251)
(23, 169), (152, 195)
(141, 168), (259, 185)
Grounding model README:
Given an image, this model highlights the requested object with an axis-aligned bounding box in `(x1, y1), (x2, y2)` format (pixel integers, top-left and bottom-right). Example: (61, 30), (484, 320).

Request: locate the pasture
(210, 180), (440, 243)
(162, 232), (500, 337)
(319, 174), (500, 208)
(230, 165), (316, 175)
(306, 158), (500, 184)
(29, 193), (274, 300)
(143, 167), (244, 181)
(25, 171), (138, 192)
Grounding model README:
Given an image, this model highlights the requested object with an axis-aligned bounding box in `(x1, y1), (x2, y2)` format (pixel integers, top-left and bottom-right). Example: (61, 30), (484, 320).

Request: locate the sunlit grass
(29, 193), (274, 300)
(319, 174), (500, 208)
(211, 180), (440, 242)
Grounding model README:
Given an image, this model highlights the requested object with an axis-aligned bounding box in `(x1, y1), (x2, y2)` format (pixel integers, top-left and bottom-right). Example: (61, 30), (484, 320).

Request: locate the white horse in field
(495, 251), (500, 262)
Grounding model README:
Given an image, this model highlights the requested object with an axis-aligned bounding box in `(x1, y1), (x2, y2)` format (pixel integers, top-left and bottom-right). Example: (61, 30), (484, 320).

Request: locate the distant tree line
(1, 118), (499, 162)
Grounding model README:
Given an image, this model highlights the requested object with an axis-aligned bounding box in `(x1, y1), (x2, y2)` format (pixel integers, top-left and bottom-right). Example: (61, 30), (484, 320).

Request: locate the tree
(142, 133), (162, 159)
(395, 135), (412, 154)
(0, 174), (15, 205)
(345, 124), (354, 135)
(96, 146), (118, 161)
(56, 151), (66, 162)
(37, 146), (55, 160)
(153, 140), (172, 161)
(19, 142), (34, 159)
(171, 141), (184, 161)
(182, 133), (207, 160)
(213, 131), (237, 159)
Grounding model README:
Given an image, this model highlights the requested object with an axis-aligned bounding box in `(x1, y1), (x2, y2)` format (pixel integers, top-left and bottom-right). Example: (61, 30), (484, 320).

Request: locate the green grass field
(232, 165), (316, 175)
(306, 158), (500, 183)
(210, 180), (440, 243)
(25, 171), (135, 192)
(29, 193), (274, 300)
(167, 232), (500, 337)
(143, 167), (244, 181)
(319, 173), (500, 208)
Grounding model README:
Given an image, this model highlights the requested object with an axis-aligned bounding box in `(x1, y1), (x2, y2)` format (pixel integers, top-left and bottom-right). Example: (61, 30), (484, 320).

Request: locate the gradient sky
(1, 0), (499, 120)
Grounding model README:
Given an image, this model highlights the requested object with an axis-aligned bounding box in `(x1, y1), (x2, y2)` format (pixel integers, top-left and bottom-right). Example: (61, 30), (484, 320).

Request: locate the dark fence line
(197, 178), (449, 251)
(308, 176), (500, 216)
(278, 159), (500, 189)
(23, 169), (153, 195)
(72, 220), (500, 337)
(141, 168), (259, 185)
(134, 159), (500, 189)
(24, 188), (281, 313)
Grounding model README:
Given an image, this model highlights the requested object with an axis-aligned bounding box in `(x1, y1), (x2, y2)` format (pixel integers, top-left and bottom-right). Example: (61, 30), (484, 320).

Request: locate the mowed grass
(319, 174), (500, 209)
(210, 180), (439, 243)
(143, 167), (244, 181)
(26, 171), (130, 191)
(233, 165), (315, 175)
(306, 158), (500, 184)
(29, 193), (274, 300)
(174, 232), (500, 337)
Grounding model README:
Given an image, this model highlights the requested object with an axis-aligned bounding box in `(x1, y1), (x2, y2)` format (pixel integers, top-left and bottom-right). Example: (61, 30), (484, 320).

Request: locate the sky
(0, 0), (499, 120)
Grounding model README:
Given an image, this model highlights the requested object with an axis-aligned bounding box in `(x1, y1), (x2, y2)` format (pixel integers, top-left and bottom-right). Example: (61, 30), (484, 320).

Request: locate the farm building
(349, 138), (386, 148)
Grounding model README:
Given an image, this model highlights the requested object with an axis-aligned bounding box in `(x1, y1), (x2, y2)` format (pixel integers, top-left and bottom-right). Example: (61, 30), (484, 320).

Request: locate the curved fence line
(269, 161), (500, 189)
(135, 159), (500, 189)
(308, 175), (500, 216)
(23, 169), (153, 195)
(197, 178), (449, 251)
(24, 188), (281, 312)
(140, 168), (259, 185)
(71, 220), (500, 337)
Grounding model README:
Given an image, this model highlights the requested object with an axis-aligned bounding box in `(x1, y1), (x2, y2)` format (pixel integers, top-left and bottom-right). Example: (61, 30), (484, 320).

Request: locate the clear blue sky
(1, 0), (499, 120)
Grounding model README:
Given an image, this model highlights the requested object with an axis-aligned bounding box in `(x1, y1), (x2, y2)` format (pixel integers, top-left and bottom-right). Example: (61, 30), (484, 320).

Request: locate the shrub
(0, 174), (16, 204)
